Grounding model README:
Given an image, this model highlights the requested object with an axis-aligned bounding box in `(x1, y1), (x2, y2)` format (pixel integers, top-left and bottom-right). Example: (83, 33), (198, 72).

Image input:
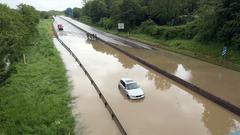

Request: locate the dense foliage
(40, 10), (64, 19)
(70, 0), (240, 50)
(0, 4), (39, 83)
(0, 19), (74, 135)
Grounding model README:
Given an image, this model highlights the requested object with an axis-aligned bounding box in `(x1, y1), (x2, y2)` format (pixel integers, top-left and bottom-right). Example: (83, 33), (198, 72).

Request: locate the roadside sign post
(118, 23), (124, 32)
(222, 46), (228, 59)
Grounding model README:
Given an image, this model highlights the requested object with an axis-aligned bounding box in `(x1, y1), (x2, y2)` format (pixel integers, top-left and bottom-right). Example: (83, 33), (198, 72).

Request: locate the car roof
(121, 78), (136, 84)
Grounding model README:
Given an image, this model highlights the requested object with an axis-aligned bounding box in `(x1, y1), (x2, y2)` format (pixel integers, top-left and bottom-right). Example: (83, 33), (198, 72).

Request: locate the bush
(40, 11), (50, 19)
(79, 15), (92, 24)
(139, 19), (158, 35)
(0, 4), (39, 83)
(163, 27), (179, 39)
(99, 17), (114, 30)
(178, 22), (199, 39)
(139, 19), (199, 40)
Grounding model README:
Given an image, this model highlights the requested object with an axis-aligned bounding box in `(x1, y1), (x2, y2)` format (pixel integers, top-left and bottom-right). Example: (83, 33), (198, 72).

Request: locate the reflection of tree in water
(147, 64), (239, 134)
(91, 41), (135, 69)
(192, 93), (240, 135)
(146, 71), (171, 90)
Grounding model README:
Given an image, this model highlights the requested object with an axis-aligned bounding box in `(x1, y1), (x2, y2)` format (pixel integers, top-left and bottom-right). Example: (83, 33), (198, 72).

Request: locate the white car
(118, 78), (145, 99)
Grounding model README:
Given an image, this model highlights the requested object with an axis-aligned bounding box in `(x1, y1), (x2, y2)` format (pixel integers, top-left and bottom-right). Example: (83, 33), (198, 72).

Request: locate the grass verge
(0, 19), (74, 135)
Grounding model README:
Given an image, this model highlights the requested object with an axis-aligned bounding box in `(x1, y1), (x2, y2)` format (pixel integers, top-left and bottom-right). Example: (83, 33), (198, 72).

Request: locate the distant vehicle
(118, 78), (145, 99)
(57, 24), (63, 31)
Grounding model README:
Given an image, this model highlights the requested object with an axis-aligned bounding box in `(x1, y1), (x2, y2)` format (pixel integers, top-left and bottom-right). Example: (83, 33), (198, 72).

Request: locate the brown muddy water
(59, 16), (240, 108)
(54, 18), (240, 135)
(117, 46), (240, 108)
(53, 39), (121, 135)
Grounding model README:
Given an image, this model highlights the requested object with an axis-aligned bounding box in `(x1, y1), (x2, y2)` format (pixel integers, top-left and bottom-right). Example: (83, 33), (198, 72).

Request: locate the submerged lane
(54, 39), (121, 135)
(61, 16), (240, 108)
(116, 46), (240, 108)
(54, 17), (240, 135)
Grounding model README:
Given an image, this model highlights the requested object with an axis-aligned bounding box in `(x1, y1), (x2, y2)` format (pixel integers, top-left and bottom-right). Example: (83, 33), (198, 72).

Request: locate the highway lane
(53, 17), (240, 135)
(53, 38), (121, 135)
(59, 16), (240, 108)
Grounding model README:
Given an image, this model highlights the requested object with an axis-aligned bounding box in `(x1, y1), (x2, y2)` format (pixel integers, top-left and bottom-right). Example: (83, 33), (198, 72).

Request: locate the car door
(120, 80), (126, 90)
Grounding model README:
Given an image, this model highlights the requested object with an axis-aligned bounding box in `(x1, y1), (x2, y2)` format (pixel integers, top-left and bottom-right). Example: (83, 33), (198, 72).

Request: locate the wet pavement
(60, 16), (153, 50)
(53, 38), (121, 135)
(53, 17), (240, 135)
(60, 16), (240, 108)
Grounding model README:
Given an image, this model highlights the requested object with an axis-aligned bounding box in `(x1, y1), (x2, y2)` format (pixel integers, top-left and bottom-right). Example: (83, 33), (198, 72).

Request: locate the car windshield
(126, 82), (139, 90)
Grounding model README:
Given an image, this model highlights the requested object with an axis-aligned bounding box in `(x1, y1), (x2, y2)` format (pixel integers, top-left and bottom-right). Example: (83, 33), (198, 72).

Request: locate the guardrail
(52, 23), (128, 135)
(58, 17), (240, 116)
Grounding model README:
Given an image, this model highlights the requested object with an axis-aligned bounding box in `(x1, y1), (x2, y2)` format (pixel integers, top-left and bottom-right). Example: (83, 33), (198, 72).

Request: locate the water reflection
(91, 41), (135, 69)
(146, 71), (171, 90)
(174, 64), (192, 81)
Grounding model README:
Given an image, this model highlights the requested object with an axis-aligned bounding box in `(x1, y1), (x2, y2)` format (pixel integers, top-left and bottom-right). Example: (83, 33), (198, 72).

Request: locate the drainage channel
(59, 17), (240, 116)
(52, 23), (127, 135)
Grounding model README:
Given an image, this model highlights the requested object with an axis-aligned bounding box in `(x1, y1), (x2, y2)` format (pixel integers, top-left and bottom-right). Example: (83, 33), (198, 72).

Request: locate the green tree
(119, 0), (144, 29)
(0, 4), (28, 82)
(109, 0), (122, 22)
(216, 0), (240, 49)
(0, 4), (39, 83)
(18, 4), (39, 33)
(149, 0), (182, 24)
(81, 0), (108, 22)
(196, 0), (219, 41)
(73, 7), (81, 18)
(40, 11), (50, 19)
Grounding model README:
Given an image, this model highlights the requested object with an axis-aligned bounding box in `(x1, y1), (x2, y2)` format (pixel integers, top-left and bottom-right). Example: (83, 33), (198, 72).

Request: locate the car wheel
(127, 94), (130, 99)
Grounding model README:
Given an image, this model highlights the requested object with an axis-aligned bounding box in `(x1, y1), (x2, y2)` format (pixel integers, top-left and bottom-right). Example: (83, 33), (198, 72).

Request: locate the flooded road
(60, 16), (240, 109)
(117, 46), (240, 108)
(53, 17), (240, 135)
(53, 39), (121, 135)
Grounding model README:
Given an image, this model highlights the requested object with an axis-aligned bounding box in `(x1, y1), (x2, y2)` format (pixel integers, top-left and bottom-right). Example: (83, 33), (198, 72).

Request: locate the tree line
(68, 0), (240, 50)
(0, 4), (39, 83)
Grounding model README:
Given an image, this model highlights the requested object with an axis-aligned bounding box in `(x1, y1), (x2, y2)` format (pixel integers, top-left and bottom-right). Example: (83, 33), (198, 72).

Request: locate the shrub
(40, 11), (50, 19)
(99, 17), (114, 30)
(0, 4), (39, 83)
(139, 19), (158, 35)
(79, 15), (92, 24)
(177, 22), (199, 39)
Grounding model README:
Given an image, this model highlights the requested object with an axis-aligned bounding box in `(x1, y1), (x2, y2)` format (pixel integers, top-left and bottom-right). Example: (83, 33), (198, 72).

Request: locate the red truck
(57, 24), (63, 31)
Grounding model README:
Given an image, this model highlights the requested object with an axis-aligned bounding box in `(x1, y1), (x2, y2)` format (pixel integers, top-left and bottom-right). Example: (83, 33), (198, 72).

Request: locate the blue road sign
(222, 46), (227, 56)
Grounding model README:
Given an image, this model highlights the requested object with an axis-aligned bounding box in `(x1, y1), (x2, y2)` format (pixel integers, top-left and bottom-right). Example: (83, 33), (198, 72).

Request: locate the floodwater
(53, 17), (240, 135)
(117, 46), (240, 108)
(61, 16), (240, 108)
(53, 39), (121, 135)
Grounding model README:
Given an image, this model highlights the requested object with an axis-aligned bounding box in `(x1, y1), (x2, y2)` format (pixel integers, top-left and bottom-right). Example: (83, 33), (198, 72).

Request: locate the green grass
(0, 19), (74, 135)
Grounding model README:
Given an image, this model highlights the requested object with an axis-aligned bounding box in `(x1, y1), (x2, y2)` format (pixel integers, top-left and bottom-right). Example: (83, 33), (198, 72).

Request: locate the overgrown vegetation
(67, 0), (240, 66)
(0, 19), (74, 134)
(0, 4), (39, 83)
(40, 10), (64, 19)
